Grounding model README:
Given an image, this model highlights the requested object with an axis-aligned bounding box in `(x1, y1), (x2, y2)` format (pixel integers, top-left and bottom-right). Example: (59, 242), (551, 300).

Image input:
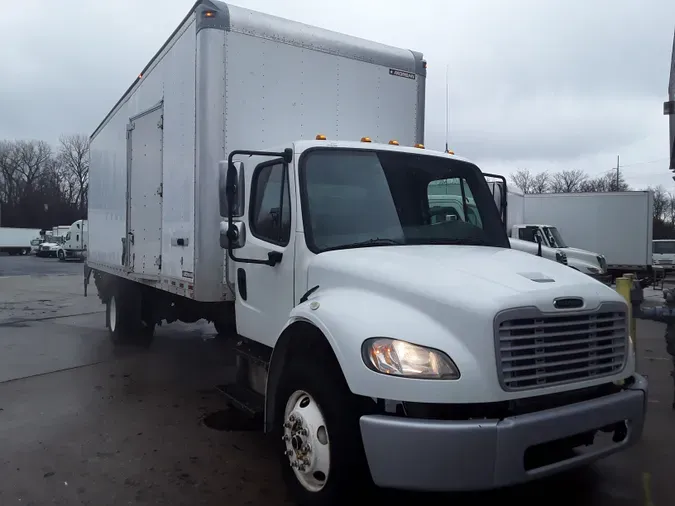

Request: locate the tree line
(510, 168), (675, 239)
(0, 136), (89, 231)
(1, 138), (673, 239)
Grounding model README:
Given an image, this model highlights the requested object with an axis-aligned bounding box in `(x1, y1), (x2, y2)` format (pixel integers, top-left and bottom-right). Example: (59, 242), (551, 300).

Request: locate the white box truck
(520, 191), (653, 278)
(84, 2), (647, 503)
(0, 227), (41, 255)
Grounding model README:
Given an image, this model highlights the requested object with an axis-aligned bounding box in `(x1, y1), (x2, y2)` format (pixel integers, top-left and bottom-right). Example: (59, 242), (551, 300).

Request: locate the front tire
(57, 250), (65, 261)
(275, 349), (372, 505)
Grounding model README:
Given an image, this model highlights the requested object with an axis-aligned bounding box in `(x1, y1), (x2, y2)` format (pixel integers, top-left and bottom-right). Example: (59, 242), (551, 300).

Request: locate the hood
(561, 246), (603, 269)
(307, 245), (620, 315)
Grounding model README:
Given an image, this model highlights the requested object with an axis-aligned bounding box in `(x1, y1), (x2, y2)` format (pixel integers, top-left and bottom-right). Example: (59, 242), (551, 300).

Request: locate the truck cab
(427, 193), (569, 266)
(652, 239), (675, 270)
(57, 219), (88, 261)
(508, 223), (609, 281)
(216, 137), (645, 501)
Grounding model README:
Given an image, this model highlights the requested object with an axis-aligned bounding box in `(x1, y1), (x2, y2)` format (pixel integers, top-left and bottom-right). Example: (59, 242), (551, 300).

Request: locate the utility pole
(615, 155), (620, 190)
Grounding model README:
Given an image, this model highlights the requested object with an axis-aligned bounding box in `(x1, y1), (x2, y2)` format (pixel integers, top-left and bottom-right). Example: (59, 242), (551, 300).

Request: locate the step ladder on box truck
(83, 2), (647, 503)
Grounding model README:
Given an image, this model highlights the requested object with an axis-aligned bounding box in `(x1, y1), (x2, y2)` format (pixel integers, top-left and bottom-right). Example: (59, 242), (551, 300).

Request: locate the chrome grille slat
(502, 316), (624, 332)
(502, 351), (625, 373)
(495, 303), (628, 391)
(499, 323), (625, 341)
(501, 341), (624, 360)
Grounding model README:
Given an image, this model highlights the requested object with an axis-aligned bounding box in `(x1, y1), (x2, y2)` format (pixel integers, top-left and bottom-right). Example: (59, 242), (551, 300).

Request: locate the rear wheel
(106, 285), (155, 346)
(275, 348), (372, 505)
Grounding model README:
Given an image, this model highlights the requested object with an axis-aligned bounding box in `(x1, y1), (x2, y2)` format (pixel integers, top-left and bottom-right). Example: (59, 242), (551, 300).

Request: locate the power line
(618, 157), (669, 168)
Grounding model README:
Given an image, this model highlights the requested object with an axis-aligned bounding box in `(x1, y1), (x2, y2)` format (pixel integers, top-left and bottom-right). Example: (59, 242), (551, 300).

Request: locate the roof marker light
(446, 149), (455, 155)
(316, 134), (327, 140)
(389, 140), (399, 145)
(414, 143), (425, 149)
(361, 137), (372, 143)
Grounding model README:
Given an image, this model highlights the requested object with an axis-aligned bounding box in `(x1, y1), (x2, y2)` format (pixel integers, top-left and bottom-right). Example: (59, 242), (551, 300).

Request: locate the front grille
(495, 303), (628, 391)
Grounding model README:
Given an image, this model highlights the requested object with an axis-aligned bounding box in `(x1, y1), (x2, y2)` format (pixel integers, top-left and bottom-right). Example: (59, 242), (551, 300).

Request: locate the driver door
(233, 157), (296, 347)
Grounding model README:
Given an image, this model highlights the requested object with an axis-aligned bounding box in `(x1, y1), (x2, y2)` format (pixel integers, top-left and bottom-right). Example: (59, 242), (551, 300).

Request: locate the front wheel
(275, 351), (372, 505)
(57, 250), (65, 261)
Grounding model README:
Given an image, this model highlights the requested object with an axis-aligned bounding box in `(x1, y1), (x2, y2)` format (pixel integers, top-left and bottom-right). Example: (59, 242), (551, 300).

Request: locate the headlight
(362, 338), (460, 380)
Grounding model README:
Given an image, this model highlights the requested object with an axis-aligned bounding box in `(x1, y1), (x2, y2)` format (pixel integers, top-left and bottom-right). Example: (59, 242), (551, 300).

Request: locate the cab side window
(249, 161), (291, 245)
(518, 226), (539, 243)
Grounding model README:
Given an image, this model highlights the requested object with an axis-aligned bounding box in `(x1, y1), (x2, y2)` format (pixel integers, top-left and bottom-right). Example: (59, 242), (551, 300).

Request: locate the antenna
(445, 63), (450, 152)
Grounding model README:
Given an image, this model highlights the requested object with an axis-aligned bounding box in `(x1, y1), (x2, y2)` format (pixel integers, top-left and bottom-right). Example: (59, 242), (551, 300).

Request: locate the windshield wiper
(324, 238), (404, 252)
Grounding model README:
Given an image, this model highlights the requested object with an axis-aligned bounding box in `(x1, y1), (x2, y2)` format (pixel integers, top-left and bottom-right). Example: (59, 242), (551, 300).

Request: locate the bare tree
(58, 134), (89, 214)
(649, 185), (669, 221)
(510, 169), (534, 193)
(13, 140), (53, 197)
(530, 172), (550, 193)
(0, 141), (19, 206)
(549, 169), (587, 193)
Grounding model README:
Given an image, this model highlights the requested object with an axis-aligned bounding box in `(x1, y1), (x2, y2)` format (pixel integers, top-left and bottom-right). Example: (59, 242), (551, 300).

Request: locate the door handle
(267, 251), (283, 266)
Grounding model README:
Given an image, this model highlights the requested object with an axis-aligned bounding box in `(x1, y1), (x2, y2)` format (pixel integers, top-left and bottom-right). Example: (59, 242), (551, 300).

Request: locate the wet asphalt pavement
(0, 261), (673, 505)
(0, 252), (84, 278)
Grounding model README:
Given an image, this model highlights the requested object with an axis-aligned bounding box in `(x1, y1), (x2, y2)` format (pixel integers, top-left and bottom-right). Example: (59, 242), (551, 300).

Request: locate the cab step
(215, 383), (264, 416)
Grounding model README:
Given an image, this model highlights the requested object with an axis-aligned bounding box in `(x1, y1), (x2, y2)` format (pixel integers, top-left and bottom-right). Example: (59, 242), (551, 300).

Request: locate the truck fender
(263, 288), (480, 431)
(263, 303), (343, 433)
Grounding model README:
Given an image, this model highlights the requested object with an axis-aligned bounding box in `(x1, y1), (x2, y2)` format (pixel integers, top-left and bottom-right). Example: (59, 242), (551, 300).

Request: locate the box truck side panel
(191, 2), (426, 301)
(522, 192), (652, 268)
(88, 16), (197, 282)
(506, 191), (525, 230)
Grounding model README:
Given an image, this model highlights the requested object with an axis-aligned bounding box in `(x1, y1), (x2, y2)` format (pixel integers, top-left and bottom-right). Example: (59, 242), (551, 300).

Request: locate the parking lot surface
(0, 262), (673, 505)
(0, 253), (83, 278)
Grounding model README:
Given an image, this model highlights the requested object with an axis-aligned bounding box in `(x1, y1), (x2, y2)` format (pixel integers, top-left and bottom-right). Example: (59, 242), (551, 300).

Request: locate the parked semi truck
(0, 227), (41, 255)
(57, 219), (88, 261)
(84, 2), (647, 503)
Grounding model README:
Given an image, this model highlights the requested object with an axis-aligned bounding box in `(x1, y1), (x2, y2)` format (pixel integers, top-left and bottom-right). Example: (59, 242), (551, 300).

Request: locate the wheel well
(264, 320), (342, 433)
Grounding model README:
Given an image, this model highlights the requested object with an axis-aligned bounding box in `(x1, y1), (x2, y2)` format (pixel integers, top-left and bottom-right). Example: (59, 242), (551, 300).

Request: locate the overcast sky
(0, 0), (673, 189)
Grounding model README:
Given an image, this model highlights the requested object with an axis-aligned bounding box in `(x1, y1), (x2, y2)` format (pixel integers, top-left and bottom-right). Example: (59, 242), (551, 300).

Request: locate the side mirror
(220, 220), (246, 250)
(219, 160), (245, 218)
(535, 234), (543, 256)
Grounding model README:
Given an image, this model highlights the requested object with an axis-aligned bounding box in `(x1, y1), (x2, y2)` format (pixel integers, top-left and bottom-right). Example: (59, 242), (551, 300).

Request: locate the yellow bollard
(615, 276), (637, 361)
(624, 274), (638, 348)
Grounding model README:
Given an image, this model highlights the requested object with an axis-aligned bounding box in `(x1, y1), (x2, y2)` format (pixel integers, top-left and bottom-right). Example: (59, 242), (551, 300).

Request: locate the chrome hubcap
(282, 390), (330, 492)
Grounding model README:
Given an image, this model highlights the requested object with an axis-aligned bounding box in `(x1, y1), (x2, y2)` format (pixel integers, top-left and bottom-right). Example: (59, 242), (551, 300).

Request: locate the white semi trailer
(84, 2), (647, 503)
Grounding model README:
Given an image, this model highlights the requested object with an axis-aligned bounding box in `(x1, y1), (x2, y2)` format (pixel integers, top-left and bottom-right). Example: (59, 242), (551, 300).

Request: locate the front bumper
(360, 374), (647, 492)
